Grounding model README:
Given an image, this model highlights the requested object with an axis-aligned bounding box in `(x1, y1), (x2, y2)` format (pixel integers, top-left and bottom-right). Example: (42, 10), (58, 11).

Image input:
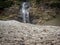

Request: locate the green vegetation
(0, 0), (60, 9)
(0, 0), (13, 9)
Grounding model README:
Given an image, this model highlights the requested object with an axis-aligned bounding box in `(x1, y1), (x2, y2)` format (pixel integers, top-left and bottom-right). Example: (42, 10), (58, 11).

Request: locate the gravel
(0, 20), (60, 45)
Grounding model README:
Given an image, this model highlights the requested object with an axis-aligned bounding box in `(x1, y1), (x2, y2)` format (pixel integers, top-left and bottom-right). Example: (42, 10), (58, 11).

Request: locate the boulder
(0, 20), (60, 45)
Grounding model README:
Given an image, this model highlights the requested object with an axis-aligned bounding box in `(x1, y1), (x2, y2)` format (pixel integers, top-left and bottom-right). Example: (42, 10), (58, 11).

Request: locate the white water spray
(22, 2), (30, 23)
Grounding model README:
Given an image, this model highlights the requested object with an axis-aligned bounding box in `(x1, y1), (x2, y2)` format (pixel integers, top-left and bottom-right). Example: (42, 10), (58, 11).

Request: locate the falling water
(21, 2), (30, 23)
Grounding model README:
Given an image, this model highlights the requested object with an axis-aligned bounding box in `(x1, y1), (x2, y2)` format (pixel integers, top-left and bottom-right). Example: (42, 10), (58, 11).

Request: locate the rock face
(0, 20), (60, 45)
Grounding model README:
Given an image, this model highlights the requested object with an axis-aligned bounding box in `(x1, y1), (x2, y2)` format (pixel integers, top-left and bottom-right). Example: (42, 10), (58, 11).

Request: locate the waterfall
(21, 2), (30, 23)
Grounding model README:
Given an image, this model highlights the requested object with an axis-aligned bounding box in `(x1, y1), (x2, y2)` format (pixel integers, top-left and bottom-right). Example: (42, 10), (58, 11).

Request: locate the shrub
(0, 0), (13, 9)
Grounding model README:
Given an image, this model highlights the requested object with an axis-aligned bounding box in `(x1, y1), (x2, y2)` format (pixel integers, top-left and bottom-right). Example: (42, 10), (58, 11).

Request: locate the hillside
(0, 0), (60, 26)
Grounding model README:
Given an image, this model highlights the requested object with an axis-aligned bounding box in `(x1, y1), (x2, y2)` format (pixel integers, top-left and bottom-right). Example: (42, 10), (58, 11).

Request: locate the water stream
(21, 2), (30, 23)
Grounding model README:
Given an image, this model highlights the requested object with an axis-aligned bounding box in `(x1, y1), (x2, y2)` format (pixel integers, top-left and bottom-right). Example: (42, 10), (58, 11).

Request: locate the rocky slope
(0, 20), (60, 45)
